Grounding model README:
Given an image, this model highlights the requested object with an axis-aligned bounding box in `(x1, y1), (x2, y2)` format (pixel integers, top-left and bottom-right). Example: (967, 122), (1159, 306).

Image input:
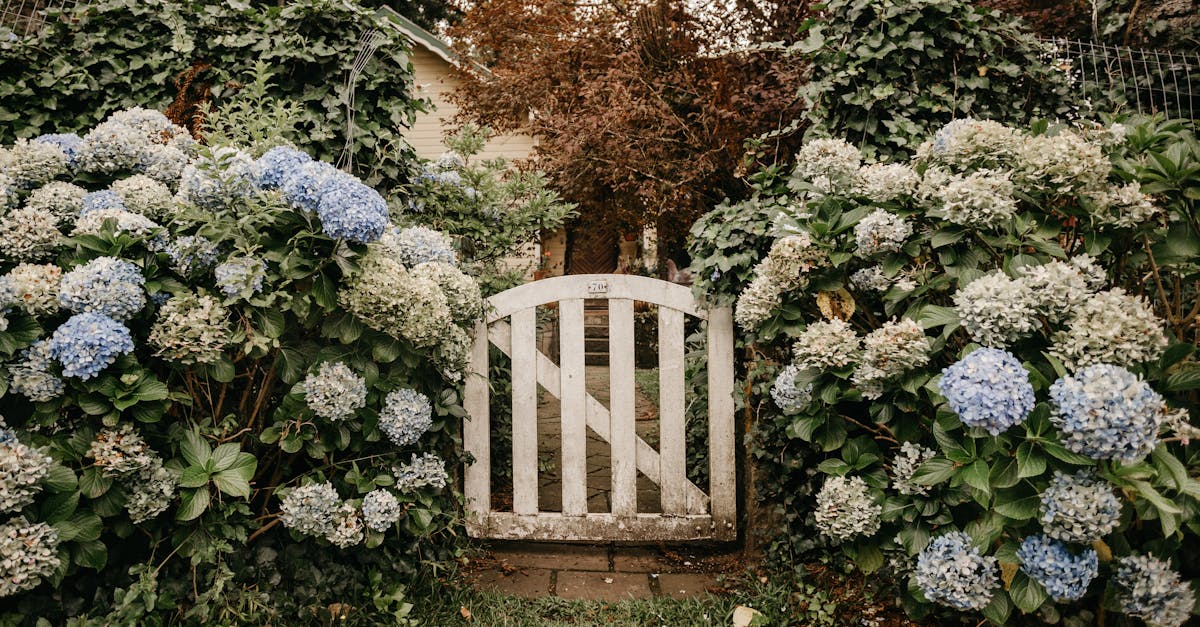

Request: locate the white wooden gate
(463, 274), (736, 542)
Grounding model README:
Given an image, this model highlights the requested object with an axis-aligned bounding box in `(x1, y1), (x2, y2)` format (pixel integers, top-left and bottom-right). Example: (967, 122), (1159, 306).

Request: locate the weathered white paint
(463, 320), (491, 523)
(707, 307), (737, 531)
(463, 275), (736, 542)
(510, 308), (539, 515)
(657, 307), (687, 516)
(559, 298), (587, 516)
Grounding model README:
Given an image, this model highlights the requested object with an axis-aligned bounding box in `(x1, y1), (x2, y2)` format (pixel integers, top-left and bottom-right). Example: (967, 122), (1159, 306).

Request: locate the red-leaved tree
(448, 0), (810, 270)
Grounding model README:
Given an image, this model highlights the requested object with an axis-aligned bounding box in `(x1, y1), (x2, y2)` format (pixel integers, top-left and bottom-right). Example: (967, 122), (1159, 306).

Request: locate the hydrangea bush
(690, 118), (1200, 624)
(0, 108), (479, 621)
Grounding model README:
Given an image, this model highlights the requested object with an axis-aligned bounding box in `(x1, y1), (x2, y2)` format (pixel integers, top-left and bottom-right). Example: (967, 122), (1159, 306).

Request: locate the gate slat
(658, 307), (687, 516)
(707, 307), (736, 531)
(511, 308), (539, 516)
(608, 298), (637, 517)
(464, 320), (491, 521)
(559, 299), (587, 516)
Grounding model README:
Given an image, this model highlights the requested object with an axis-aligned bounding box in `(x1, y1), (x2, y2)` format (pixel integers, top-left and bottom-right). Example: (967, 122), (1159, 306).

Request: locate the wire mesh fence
(1042, 38), (1200, 120)
(0, 0), (81, 38)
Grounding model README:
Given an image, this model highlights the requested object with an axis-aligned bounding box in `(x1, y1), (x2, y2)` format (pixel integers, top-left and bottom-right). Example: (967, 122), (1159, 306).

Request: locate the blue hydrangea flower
(254, 146), (312, 190)
(914, 531), (999, 610)
(1039, 470), (1122, 543)
(939, 348), (1035, 435)
(379, 226), (457, 267)
(280, 161), (339, 212)
(47, 313), (134, 379)
(393, 452), (448, 492)
(34, 133), (83, 166)
(1017, 535), (1098, 601)
(1049, 364), (1164, 463)
(770, 364), (812, 415)
(379, 388), (433, 447)
(1114, 555), (1196, 627)
(80, 190), (126, 216)
(57, 257), (146, 321)
(361, 489), (401, 531)
(314, 176), (388, 244)
(165, 235), (219, 277)
(214, 256), (266, 298)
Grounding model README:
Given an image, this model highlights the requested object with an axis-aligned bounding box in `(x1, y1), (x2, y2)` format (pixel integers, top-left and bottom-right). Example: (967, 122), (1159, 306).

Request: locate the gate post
(463, 319), (491, 531)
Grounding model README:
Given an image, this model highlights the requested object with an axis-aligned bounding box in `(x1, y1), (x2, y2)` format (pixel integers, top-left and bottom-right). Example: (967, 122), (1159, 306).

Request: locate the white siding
(407, 47), (539, 163)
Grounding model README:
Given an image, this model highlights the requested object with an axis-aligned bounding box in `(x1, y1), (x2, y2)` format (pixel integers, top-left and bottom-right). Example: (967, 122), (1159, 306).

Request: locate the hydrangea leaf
(1008, 571), (1049, 614)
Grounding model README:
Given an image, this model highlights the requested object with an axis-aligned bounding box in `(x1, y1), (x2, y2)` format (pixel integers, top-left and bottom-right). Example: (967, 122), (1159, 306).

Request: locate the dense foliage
(0, 105), (478, 622)
(690, 117), (1200, 625)
(0, 0), (419, 192)
(792, 0), (1074, 160)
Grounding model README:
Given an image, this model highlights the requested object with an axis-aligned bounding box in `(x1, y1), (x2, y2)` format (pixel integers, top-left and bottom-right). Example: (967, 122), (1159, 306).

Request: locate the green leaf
(918, 305), (959, 329)
(178, 466), (210, 489)
(180, 431), (212, 467)
(1009, 571), (1048, 614)
(210, 443), (243, 472)
(851, 541), (884, 574)
(176, 488), (211, 521)
(42, 465), (79, 493)
(213, 472), (251, 499)
(911, 457), (956, 486)
(208, 356), (236, 383)
(1015, 442), (1046, 479)
(73, 539), (108, 571)
(961, 459), (990, 494)
(816, 459), (852, 476)
(994, 495), (1039, 520)
(78, 468), (112, 499)
(981, 589), (1013, 625)
(1164, 367), (1200, 392)
(40, 491), (80, 525)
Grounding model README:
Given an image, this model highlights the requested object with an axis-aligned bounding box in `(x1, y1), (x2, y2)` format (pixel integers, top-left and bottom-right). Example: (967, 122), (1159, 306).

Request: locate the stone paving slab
(555, 571), (652, 601)
(471, 568), (553, 599)
(657, 573), (720, 600)
(611, 548), (683, 573)
(491, 542), (610, 571)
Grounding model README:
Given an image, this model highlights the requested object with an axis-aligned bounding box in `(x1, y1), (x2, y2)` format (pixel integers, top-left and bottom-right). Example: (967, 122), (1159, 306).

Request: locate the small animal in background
(666, 259), (693, 286)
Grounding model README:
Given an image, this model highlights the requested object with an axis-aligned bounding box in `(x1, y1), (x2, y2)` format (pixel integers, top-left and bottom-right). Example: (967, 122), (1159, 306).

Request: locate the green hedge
(0, 0), (419, 190)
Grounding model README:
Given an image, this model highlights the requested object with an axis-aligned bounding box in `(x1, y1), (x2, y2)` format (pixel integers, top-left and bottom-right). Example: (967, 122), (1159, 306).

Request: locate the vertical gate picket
(608, 297), (637, 517)
(657, 307), (687, 516)
(559, 298), (587, 516)
(464, 320), (490, 520)
(706, 307), (736, 530)
(510, 308), (539, 515)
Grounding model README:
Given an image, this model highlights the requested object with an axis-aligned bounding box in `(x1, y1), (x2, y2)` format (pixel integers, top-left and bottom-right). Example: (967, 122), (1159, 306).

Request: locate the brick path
(467, 542), (730, 601)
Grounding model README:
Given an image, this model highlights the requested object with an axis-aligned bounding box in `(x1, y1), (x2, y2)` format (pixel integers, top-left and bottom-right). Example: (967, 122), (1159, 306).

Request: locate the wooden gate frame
(463, 274), (736, 542)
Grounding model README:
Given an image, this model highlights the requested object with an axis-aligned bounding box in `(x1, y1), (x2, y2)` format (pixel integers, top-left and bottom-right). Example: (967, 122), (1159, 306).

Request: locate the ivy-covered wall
(0, 0), (420, 190)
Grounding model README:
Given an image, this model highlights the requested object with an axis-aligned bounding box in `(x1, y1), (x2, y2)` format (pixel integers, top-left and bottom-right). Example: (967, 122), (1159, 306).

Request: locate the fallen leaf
(460, 606), (472, 620)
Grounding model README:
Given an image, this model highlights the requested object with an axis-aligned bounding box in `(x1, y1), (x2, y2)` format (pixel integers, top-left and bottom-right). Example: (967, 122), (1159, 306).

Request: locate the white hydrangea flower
(891, 441), (936, 496)
(410, 261), (483, 325)
(1017, 130), (1110, 195)
(792, 319), (860, 370)
(934, 170), (1019, 229)
(851, 318), (930, 398)
(791, 138), (862, 192)
(124, 460), (176, 524)
(434, 323), (473, 381)
(24, 181), (85, 224)
(953, 271), (1040, 347)
(147, 292), (232, 365)
(361, 489), (401, 532)
(340, 253), (454, 347)
(1114, 555), (1196, 627)
(76, 119), (150, 174)
(177, 147), (256, 210)
(735, 234), (828, 330)
(1, 264), (62, 316)
(1087, 182), (1160, 228)
(302, 362), (367, 421)
(138, 144), (191, 188)
(924, 119), (1022, 170)
(854, 209), (911, 256)
(0, 423), (54, 514)
(0, 138), (68, 187)
(0, 517), (61, 598)
(852, 163), (920, 202)
(394, 453), (448, 492)
(915, 531), (999, 610)
(86, 425), (156, 478)
(110, 174), (175, 219)
(72, 208), (163, 245)
(814, 475), (880, 541)
(1050, 288), (1168, 371)
(0, 172), (18, 209)
(279, 482), (340, 537)
(325, 503), (364, 548)
(375, 226), (458, 267)
(0, 207), (62, 262)
(734, 273), (783, 331)
(1018, 257), (1104, 322)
